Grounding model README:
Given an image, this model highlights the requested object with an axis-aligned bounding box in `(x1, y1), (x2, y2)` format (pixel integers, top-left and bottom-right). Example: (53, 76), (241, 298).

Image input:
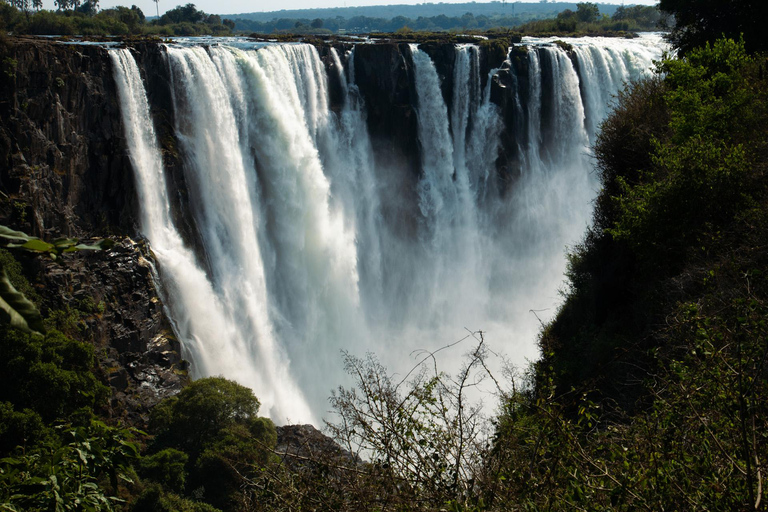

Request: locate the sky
(39, 0), (659, 19)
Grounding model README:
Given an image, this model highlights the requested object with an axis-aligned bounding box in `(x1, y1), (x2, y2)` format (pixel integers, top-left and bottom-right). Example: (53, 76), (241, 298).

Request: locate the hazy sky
(40, 0), (659, 19)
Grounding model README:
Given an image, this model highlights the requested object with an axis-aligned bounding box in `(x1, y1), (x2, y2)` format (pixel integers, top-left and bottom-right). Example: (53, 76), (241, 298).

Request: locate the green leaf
(0, 265), (45, 335)
(51, 238), (79, 249)
(7, 239), (55, 253)
(72, 243), (107, 252)
(0, 225), (37, 242)
(1, 225), (114, 259)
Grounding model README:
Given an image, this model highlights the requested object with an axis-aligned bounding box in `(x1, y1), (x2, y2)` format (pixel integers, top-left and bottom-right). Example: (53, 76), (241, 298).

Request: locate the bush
(139, 448), (189, 494)
(0, 421), (139, 511)
(132, 485), (222, 512)
(150, 377), (264, 455)
(0, 326), (107, 425)
(147, 377), (276, 510)
(0, 401), (50, 454)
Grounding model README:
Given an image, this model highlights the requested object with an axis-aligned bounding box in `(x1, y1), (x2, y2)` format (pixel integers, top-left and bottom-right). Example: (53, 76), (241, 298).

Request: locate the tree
(575, 2), (599, 22)
(76, 0), (98, 15)
(150, 377), (263, 455)
(659, 0), (768, 54)
(131, 4), (144, 21)
(148, 377), (276, 510)
(310, 17), (323, 28)
(160, 3), (204, 25)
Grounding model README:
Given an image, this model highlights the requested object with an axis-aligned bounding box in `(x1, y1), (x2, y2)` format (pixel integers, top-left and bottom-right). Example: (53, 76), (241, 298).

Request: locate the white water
(112, 35), (666, 423)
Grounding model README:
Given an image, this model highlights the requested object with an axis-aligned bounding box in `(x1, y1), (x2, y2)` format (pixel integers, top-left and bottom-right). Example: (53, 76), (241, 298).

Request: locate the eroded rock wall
(0, 38), (183, 427)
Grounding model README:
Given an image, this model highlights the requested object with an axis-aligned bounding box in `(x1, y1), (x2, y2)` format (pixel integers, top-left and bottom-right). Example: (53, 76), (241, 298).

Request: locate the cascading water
(110, 47), (313, 421)
(111, 35), (666, 423)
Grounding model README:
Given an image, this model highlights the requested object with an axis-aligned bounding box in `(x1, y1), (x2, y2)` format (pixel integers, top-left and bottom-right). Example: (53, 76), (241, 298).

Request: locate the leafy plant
(0, 225), (113, 335)
(0, 226), (113, 261)
(0, 267), (44, 335)
(0, 421), (140, 512)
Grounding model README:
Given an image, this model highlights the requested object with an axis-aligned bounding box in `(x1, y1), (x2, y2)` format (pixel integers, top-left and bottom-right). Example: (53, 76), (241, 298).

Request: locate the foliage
(0, 326), (108, 426)
(0, 402), (50, 455)
(147, 377), (276, 510)
(608, 38), (765, 267)
(515, 4), (663, 36)
(612, 5), (662, 26)
(99, 5), (144, 32)
(150, 376), (263, 455)
(234, 5), (646, 35)
(158, 3), (203, 24)
(0, 264), (44, 334)
(0, 3), (234, 36)
(323, 333), (498, 511)
(493, 35), (768, 511)
(138, 449), (188, 494)
(575, 2), (599, 23)
(0, 421), (139, 512)
(130, 484), (222, 512)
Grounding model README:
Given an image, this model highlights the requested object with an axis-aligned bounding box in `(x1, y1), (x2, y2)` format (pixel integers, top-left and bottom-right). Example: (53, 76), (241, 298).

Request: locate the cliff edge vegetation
(487, 35), (768, 511)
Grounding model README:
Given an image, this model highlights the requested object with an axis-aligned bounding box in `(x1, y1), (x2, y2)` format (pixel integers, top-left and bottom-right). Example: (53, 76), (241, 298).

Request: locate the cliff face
(0, 38), (135, 238)
(0, 38), (182, 426)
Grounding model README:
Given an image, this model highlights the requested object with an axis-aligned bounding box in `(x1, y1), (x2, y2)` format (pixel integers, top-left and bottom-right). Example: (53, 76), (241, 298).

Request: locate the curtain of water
(113, 36), (666, 423)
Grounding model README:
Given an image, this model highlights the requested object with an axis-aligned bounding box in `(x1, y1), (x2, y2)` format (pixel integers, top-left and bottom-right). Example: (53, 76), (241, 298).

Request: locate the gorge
(1, 34), (666, 424)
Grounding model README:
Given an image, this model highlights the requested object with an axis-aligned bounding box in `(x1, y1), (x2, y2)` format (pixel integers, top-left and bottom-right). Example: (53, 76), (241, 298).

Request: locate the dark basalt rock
(36, 237), (188, 426)
(315, 43), (354, 113)
(0, 38), (184, 427)
(276, 424), (361, 470)
(0, 38), (136, 239)
(352, 42), (422, 239)
(418, 42), (456, 113)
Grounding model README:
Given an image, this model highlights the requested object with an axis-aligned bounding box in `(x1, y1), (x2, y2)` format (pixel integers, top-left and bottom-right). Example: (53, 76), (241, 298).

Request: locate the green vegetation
(1, 421), (140, 512)
(137, 377), (276, 511)
(236, 3), (663, 36)
(516, 2), (665, 36)
(0, 2), (234, 36)
(0, 0), (663, 38)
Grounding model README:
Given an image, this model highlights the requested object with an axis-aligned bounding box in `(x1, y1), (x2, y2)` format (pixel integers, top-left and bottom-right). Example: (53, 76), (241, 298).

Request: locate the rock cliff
(0, 37), (181, 426)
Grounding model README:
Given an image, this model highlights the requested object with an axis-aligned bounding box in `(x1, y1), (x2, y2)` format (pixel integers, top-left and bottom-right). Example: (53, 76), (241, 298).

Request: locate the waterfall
(112, 35), (666, 423)
(111, 47), (313, 422)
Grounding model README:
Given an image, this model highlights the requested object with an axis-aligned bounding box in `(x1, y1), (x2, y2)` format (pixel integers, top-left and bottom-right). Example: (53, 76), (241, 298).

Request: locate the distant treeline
(236, 13), (530, 34)
(0, 1), (234, 36)
(231, 2), (622, 22)
(236, 4), (663, 35)
(0, 0), (661, 37)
